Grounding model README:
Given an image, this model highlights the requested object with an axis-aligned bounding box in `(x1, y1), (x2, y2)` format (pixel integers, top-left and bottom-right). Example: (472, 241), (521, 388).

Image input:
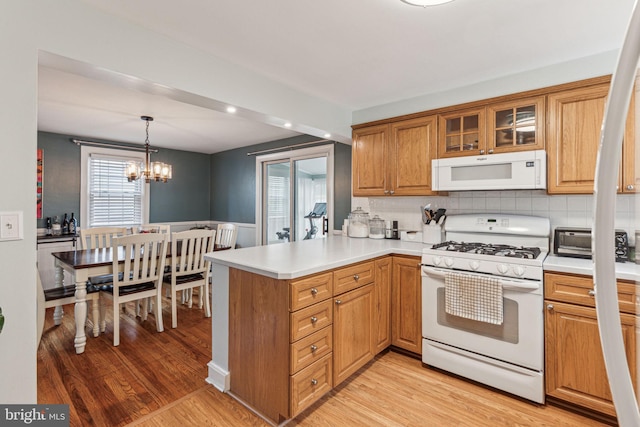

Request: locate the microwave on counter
(554, 227), (629, 262)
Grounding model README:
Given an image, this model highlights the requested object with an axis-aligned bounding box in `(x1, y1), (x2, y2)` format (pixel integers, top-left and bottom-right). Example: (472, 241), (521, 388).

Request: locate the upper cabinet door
(352, 124), (389, 196)
(438, 107), (486, 158)
(622, 82), (638, 193)
(389, 116), (438, 196)
(547, 83), (627, 194)
(487, 96), (545, 154)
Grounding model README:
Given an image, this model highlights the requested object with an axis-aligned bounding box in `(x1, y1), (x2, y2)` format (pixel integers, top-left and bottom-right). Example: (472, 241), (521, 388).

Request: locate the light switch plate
(0, 211), (23, 241)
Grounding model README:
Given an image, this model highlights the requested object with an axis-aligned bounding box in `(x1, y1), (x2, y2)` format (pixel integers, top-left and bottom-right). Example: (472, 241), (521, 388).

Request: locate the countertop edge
(205, 237), (424, 280)
(543, 255), (639, 282)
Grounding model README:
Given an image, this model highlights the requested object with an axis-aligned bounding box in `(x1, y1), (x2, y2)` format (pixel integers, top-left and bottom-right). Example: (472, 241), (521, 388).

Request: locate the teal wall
(38, 132), (352, 230)
(37, 131), (210, 228)
(210, 135), (352, 230)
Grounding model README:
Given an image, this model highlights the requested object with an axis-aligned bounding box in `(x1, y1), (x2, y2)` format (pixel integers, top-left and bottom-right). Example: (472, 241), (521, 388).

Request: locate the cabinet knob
(384, 190), (390, 194)
(353, 274), (359, 281)
(310, 287), (318, 296)
(310, 316), (318, 323)
(547, 304), (554, 311)
(588, 289), (596, 297)
(310, 378), (318, 386)
(480, 149), (485, 155)
(310, 344), (318, 352)
(389, 190), (395, 194)
(627, 184), (635, 191)
(335, 299), (342, 305)
(488, 149), (494, 154)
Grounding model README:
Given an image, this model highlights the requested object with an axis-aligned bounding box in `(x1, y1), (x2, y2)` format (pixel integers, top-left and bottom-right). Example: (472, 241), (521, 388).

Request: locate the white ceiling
(38, 0), (636, 154)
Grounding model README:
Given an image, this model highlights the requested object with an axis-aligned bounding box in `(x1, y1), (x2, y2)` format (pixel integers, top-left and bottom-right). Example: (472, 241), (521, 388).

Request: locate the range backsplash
(353, 190), (639, 247)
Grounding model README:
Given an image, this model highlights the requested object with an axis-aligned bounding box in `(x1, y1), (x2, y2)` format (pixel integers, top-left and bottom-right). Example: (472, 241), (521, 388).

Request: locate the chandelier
(125, 116), (172, 183)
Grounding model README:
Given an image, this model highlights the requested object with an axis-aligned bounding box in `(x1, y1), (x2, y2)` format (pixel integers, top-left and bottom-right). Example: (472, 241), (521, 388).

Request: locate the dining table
(51, 243), (231, 354)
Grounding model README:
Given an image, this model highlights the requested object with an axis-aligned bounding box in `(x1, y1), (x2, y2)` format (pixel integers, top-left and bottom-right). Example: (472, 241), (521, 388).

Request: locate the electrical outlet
(0, 211), (23, 241)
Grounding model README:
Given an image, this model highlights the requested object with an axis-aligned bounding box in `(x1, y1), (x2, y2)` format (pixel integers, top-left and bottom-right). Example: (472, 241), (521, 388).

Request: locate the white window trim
(255, 144), (334, 245)
(80, 145), (150, 229)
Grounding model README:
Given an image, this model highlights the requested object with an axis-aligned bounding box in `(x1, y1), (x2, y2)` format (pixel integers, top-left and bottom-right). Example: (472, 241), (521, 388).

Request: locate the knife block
(423, 224), (442, 245)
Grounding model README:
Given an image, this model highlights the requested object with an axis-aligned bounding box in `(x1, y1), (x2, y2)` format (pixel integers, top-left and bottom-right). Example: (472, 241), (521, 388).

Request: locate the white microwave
(432, 149), (547, 191)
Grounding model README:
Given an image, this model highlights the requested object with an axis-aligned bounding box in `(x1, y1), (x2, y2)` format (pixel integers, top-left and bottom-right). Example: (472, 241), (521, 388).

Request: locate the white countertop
(543, 254), (639, 282)
(205, 235), (425, 279)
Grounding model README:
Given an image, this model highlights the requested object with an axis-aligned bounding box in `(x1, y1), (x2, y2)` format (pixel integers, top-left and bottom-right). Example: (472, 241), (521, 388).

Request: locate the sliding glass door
(258, 145), (333, 245)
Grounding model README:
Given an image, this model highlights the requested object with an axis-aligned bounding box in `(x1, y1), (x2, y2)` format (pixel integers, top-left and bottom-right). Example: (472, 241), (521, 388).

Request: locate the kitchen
(2, 0), (639, 426)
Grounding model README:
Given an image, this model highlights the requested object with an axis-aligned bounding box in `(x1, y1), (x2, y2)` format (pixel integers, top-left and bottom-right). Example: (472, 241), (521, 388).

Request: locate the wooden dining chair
(99, 233), (168, 346)
(163, 229), (215, 328)
(78, 226), (128, 250)
(36, 267), (101, 347)
(215, 223), (238, 249)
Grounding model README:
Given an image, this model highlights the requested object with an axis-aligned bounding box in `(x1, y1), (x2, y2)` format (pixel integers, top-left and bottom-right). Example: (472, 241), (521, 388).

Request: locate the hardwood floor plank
(38, 299), (612, 427)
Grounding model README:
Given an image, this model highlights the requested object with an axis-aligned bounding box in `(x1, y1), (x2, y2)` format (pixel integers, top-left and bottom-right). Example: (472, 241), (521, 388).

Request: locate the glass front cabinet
(438, 96), (545, 158)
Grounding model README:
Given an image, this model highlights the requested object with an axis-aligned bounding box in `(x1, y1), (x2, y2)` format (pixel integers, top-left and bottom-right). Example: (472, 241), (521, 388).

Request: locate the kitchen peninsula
(205, 236), (425, 424)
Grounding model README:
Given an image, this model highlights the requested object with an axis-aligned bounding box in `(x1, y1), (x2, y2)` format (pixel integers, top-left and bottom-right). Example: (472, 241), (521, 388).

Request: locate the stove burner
(431, 241), (541, 259)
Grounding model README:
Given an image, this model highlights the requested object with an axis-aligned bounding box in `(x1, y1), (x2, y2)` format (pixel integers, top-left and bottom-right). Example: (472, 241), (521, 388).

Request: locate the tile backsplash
(353, 190), (639, 246)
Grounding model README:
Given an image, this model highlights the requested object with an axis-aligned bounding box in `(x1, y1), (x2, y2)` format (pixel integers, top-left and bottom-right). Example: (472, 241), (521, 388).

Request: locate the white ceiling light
(400, 0), (454, 7)
(226, 106), (237, 113)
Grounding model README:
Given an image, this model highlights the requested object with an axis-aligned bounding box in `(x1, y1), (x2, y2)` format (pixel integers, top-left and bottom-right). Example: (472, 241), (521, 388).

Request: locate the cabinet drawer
(333, 261), (375, 295)
(290, 353), (332, 417)
(290, 326), (332, 374)
(544, 272), (637, 314)
(290, 299), (333, 342)
(290, 272), (333, 311)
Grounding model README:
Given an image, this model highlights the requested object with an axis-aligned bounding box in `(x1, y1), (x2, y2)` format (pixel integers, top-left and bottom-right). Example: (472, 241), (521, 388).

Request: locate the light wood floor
(38, 299), (613, 427)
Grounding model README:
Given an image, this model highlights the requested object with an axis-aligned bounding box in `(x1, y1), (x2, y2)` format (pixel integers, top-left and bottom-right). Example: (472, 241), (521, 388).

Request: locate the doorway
(256, 145), (334, 245)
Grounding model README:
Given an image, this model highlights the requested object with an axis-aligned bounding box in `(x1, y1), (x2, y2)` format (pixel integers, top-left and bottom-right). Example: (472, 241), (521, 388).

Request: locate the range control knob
(433, 256), (442, 266)
(469, 260), (480, 271)
(444, 257), (454, 268)
(497, 264), (509, 275)
(513, 265), (525, 277)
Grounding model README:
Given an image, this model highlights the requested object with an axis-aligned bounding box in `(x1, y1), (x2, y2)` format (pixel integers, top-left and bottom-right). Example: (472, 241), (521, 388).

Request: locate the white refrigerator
(594, 0), (640, 425)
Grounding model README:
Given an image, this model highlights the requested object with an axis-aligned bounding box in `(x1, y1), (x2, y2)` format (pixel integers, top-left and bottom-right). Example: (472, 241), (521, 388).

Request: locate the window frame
(80, 145), (150, 229)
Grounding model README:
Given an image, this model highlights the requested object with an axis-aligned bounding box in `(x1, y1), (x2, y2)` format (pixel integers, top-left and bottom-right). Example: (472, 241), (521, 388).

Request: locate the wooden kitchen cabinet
(352, 116), (438, 196)
(547, 82), (636, 194)
(373, 257), (392, 354)
(487, 96), (545, 154)
(438, 107), (486, 158)
(544, 272), (637, 417)
(438, 96), (544, 158)
(391, 256), (422, 355)
(333, 283), (375, 386)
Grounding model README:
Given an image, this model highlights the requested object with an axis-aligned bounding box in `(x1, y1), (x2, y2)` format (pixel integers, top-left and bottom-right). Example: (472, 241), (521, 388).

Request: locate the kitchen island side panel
(229, 268), (290, 423)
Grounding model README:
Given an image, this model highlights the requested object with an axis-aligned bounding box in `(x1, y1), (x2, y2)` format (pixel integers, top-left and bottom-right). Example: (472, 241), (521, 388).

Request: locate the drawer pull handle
(310, 316), (318, 323)
(310, 344), (318, 352)
(547, 304), (554, 311)
(353, 274), (359, 281)
(310, 287), (318, 296)
(588, 289), (596, 297)
(335, 299), (342, 305)
(310, 378), (318, 386)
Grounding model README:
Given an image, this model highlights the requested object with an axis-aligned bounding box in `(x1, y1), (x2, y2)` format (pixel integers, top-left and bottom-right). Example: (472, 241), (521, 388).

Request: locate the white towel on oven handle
(444, 271), (503, 325)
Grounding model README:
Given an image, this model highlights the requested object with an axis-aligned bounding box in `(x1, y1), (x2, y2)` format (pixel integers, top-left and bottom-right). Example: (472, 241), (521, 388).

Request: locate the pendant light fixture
(125, 116), (172, 183)
(400, 0), (454, 6)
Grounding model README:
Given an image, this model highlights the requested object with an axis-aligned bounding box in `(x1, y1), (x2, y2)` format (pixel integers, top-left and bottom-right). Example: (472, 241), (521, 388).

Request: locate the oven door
(421, 265), (543, 371)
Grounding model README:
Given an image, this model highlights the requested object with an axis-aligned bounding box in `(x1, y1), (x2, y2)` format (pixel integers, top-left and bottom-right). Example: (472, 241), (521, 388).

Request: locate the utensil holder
(422, 224), (442, 245)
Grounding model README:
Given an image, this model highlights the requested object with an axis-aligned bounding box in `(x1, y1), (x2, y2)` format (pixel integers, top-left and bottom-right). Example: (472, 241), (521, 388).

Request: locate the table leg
(74, 280), (87, 354)
(53, 266), (64, 325)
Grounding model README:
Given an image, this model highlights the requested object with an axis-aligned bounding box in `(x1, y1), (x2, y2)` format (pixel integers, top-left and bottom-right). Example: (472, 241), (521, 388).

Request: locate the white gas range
(421, 213), (550, 404)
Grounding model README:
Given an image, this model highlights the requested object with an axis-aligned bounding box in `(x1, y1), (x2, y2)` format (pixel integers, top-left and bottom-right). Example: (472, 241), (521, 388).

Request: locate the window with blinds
(87, 153), (145, 227)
